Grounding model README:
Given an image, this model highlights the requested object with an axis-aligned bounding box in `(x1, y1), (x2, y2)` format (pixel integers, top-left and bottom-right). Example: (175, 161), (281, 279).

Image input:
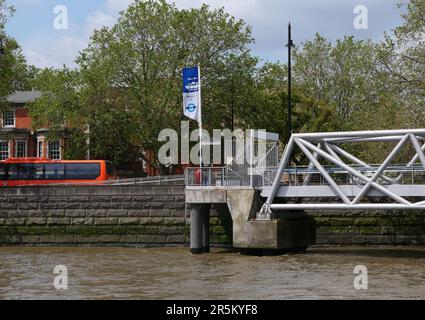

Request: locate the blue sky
(6, 0), (408, 68)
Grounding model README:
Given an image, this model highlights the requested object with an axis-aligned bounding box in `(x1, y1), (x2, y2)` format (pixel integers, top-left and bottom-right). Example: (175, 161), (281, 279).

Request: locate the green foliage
(291, 29), (424, 163)
(246, 61), (340, 143)
(74, 0), (254, 166)
(21, 0), (425, 170)
(294, 34), (391, 124)
(392, 0), (425, 126)
(206, 52), (259, 130)
(0, 1), (33, 105)
(0, 37), (32, 100)
(0, 0), (15, 30)
(29, 68), (87, 160)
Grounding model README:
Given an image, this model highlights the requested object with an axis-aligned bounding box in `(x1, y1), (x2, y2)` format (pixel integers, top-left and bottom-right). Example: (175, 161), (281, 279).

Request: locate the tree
(245, 62), (340, 154)
(0, 0), (14, 30)
(0, 0), (34, 105)
(30, 68), (88, 160)
(291, 33), (410, 163)
(206, 52), (258, 130)
(379, 0), (425, 129)
(52, 0), (255, 170)
(394, 0), (425, 89)
(293, 34), (396, 125)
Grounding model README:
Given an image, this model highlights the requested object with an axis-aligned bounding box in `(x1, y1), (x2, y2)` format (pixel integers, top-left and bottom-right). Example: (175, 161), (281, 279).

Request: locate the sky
(5, 0), (408, 68)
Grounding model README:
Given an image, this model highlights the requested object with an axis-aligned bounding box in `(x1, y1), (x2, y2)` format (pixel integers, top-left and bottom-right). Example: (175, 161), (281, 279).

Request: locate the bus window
(19, 164), (44, 180)
(0, 164), (7, 180)
(33, 164), (44, 180)
(45, 164), (65, 180)
(8, 164), (18, 180)
(65, 163), (100, 180)
(18, 164), (31, 180)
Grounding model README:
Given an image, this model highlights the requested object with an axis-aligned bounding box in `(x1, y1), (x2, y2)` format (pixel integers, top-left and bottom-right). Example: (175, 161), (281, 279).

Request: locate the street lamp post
(0, 36), (5, 57)
(286, 23), (295, 142)
(0, 37), (5, 56)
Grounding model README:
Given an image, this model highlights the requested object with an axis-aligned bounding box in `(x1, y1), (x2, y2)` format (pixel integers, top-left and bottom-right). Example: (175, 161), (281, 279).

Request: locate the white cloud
(20, 0), (404, 68)
(86, 9), (116, 34)
(105, 0), (133, 12)
(24, 35), (87, 68)
(21, 1), (121, 68)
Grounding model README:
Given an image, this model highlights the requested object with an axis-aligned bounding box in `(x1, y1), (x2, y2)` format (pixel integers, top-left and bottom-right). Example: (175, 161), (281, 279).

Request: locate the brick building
(1, 91), (185, 176)
(0, 91), (63, 161)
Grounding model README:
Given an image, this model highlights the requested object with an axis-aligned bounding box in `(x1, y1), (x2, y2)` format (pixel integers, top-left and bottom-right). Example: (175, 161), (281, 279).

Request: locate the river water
(0, 246), (424, 300)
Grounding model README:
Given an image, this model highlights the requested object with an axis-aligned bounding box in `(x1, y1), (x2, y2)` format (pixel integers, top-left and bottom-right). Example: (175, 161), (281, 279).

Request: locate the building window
(3, 111), (15, 128)
(15, 141), (27, 158)
(0, 141), (9, 160)
(38, 140), (43, 158)
(48, 141), (61, 160)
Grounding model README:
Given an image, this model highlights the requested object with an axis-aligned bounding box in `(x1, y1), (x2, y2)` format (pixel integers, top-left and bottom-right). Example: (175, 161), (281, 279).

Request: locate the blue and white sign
(183, 66), (201, 122)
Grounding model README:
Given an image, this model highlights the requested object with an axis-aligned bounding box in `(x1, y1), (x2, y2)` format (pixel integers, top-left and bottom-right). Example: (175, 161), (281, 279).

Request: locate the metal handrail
(17, 175), (185, 187)
(186, 164), (425, 188)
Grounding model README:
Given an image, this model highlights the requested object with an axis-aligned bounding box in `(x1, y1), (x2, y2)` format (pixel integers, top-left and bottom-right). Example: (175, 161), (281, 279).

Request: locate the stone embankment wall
(314, 210), (425, 245)
(0, 186), (231, 247)
(0, 185), (424, 246)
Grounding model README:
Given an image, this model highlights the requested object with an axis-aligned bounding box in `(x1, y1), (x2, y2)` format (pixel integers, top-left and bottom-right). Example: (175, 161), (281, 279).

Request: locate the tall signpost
(184, 66), (211, 254)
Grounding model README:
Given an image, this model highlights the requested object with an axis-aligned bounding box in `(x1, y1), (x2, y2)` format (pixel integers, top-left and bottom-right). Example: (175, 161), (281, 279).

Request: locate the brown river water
(0, 246), (424, 300)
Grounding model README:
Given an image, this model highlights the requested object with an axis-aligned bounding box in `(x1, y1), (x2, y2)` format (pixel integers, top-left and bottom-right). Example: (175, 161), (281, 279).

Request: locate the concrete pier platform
(186, 188), (316, 254)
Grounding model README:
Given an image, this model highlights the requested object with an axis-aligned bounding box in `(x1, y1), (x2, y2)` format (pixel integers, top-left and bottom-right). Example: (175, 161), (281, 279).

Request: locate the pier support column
(202, 204), (211, 253)
(190, 204), (211, 254)
(190, 204), (203, 254)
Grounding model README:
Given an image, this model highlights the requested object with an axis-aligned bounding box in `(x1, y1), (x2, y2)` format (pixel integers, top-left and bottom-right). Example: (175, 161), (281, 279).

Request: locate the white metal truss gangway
(260, 129), (425, 216)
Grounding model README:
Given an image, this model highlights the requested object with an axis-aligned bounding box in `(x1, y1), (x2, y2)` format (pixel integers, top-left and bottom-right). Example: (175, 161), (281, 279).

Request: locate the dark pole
(231, 100), (234, 132)
(231, 79), (235, 157)
(0, 37), (5, 56)
(231, 80), (235, 132)
(286, 23), (294, 142)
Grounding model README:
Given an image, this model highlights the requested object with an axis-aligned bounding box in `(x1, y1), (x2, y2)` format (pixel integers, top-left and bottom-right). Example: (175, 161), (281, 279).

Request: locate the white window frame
(15, 140), (27, 158)
(2, 110), (16, 128)
(0, 140), (10, 161)
(48, 140), (61, 160)
(37, 140), (44, 158)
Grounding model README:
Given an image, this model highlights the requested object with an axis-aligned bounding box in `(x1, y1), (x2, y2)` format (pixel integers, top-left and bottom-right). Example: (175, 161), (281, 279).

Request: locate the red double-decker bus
(0, 158), (115, 187)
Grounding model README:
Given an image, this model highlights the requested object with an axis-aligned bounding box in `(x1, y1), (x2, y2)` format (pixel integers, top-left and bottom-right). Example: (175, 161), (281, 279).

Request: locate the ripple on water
(0, 246), (424, 300)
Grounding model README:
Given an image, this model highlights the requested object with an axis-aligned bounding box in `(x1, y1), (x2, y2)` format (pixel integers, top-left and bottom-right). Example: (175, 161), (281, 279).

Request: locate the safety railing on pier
(20, 175), (185, 187)
(186, 163), (425, 189)
(185, 167), (252, 187)
(260, 164), (425, 187)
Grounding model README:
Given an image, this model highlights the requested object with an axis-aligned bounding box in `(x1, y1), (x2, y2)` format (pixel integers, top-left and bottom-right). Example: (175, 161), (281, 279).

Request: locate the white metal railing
(260, 164), (425, 187)
(17, 175), (185, 187)
(185, 167), (256, 187)
(185, 164), (425, 189)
